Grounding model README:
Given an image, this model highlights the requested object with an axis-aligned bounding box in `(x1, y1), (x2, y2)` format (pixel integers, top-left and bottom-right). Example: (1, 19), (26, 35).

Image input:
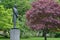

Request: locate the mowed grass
(0, 37), (60, 40)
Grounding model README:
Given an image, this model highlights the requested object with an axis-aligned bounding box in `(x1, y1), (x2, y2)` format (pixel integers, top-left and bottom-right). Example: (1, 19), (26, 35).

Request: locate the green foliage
(19, 15), (30, 32)
(0, 0), (31, 15)
(0, 0), (32, 31)
(18, 0), (31, 15)
(0, 5), (13, 30)
(55, 32), (60, 38)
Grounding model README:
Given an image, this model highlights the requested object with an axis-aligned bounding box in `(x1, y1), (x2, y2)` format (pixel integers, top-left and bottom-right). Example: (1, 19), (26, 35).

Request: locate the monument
(10, 4), (20, 40)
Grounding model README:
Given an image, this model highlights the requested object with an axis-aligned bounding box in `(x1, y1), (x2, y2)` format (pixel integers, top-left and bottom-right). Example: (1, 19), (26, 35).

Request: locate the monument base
(10, 28), (20, 40)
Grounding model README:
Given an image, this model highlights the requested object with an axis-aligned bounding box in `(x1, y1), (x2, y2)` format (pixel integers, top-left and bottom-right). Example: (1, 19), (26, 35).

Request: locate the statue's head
(14, 4), (17, 8)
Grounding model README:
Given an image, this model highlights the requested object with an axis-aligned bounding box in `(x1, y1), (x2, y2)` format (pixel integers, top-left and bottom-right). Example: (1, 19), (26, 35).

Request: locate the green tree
(0, 5), (13, 37)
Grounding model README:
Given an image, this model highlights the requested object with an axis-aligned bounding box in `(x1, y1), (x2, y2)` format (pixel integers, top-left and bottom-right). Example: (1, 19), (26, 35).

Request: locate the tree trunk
(43, 28), (47, 40)
(44, 31), (47, 40)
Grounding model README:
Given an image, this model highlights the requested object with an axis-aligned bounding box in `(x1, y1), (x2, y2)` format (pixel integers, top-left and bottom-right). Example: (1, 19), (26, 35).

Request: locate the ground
(0, 37), (60, 40)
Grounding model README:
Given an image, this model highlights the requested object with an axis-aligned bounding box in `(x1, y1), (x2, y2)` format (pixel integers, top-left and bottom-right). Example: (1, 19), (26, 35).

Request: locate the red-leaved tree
(26, 0), (60, 40)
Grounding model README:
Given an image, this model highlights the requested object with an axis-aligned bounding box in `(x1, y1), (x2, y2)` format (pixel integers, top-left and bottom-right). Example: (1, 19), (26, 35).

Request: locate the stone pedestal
(10, 28), (20, 40)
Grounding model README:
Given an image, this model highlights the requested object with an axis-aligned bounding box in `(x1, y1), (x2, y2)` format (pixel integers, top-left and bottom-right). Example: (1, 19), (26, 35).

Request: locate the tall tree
(26, 0), (60, 40)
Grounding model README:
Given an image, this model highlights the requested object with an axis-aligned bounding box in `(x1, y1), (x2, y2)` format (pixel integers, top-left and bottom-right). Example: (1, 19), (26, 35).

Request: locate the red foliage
(26, 0), (60, 30)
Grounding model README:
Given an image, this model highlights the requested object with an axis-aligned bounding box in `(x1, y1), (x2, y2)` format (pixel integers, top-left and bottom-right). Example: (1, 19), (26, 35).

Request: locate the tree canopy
(26, 0), (60, 31)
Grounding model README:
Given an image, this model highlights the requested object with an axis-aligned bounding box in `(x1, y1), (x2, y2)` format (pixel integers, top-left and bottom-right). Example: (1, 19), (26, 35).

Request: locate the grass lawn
(0, 37), (60, 40)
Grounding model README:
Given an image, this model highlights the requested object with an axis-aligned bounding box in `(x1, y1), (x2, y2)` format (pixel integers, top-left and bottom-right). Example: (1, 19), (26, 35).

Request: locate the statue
(12, 4), (18, 28)
(10, 4), (20, 40)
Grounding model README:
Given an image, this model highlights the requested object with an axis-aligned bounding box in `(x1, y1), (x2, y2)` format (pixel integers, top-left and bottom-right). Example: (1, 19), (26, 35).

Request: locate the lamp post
(10, 3), (20, 40)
